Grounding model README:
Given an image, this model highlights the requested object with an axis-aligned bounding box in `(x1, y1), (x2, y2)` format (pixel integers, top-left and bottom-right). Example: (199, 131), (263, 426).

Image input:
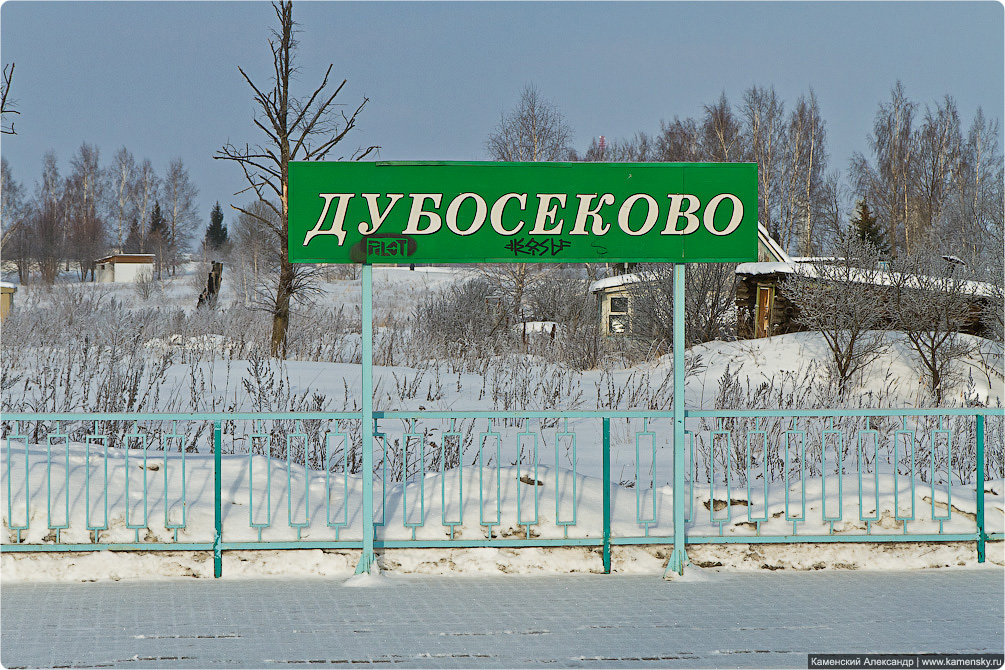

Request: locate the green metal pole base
(354, 550), (377, 575)
(663, 548), (689, 578)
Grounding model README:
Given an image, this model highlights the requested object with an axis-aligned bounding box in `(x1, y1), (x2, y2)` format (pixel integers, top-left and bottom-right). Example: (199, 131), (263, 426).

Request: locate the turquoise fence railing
(2, 408), (1002, 577)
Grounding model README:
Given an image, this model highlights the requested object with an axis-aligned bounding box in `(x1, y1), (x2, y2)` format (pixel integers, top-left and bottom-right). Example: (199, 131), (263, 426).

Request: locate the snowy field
(2, 265), (1003, 581)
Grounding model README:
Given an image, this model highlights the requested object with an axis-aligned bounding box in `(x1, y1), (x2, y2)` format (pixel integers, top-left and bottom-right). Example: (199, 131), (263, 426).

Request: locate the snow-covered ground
(2, 265), (1003, 581)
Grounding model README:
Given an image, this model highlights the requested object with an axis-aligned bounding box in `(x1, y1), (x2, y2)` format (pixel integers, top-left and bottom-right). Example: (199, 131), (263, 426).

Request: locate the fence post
(603, 418), (611, 574)
(665, 263), (688, 577)
(213, 420), (222, 578)
(976, 413), (986, 564)
(356, 263), (377, 575)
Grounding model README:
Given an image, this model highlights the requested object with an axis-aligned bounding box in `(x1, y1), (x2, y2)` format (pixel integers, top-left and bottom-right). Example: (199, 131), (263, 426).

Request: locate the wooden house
(735, 259), (995, 339)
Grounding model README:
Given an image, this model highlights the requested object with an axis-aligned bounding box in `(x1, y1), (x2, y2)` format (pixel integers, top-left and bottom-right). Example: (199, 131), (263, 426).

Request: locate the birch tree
(107, 147), (137, 249)
(741, 86), (785, 241)
(701, 92), (744, 162)
(792, 91), (828, 256)
(217, 1), (376, 357)
(485, 84), (573, 162)
(914, 95), (962, 247)
(850, 81), (917, 257)
(65, 143), (106, 280)
(483, 84), (574, 317)
(940, 108), (1004, 262)
(134, 159), (159, 252)
(162, 158), (199, 273)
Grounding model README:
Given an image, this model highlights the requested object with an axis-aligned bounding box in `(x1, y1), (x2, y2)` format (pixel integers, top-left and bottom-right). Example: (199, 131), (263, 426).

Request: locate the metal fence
(3, 408), (1002, 577)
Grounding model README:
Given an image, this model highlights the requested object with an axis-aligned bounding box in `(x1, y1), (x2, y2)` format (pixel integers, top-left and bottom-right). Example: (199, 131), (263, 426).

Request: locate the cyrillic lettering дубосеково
(303, 191), (744, 245)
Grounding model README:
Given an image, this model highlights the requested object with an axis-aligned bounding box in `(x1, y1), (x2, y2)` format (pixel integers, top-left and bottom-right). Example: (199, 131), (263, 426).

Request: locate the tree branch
(1, 62), (18, 135)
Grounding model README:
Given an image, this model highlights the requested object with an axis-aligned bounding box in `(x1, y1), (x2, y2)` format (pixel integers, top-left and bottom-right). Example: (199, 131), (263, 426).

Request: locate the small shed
(0, 282), (16, 321)
(589, 273), (643, 337)
(94, 254), (155, 283)
(589, 224), (789, 338)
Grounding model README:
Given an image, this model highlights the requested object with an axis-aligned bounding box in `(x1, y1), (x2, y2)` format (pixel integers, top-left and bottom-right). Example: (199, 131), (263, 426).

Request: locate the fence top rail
(378, 408), (1003, 419)
(0, 412), (361, 422)
(685, 407), (1004, 419)
(1, 408), (1002, 423)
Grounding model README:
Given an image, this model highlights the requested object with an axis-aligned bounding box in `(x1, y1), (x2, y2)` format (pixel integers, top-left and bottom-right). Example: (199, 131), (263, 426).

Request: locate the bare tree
(817, 170), (849, 250)
(65, 143), (107, 280)
(486, 84), (574, 162)
(232, 200), (280, 305)
(1, 63), (18, 135)
(107, 147), (137, 249)
(741, 85), (785, 240)
(979, 258), (1004, 347)
(134, 159), (159, 252)
(913, 95), (963, 247)
(890, 249), (979, 404)
(778, 91), (828, 255)
(939, 108), (1004, 263)
(656, 116), (704, 162)
(850, 81), (917, 258)
(626, 263), (736, 352)
(476, 262), (552, 322)
(701, 92), (745, 162)
(1, 156), (26, 259)
(796, 91), (827, 256)
(28, 152), (66, 284)
(783, 233), (890, 396)
(216, 1), (376, 358)
(30, 162), (66, 286)
(162, 158), (199, 273)
(482, 84), (574, 316)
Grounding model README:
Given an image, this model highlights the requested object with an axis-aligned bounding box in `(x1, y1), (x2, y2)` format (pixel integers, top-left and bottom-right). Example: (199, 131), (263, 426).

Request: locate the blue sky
(1, 1), (1002, 230)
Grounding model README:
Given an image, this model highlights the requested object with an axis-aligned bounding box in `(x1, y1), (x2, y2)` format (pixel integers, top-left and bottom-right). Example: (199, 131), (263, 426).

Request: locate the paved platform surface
(2, 569), (1003, 668)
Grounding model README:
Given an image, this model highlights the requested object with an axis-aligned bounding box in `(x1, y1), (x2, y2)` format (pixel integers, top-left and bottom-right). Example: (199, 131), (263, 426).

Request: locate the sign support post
(355, 262), (377, 574)
(665, 263), (689, 576)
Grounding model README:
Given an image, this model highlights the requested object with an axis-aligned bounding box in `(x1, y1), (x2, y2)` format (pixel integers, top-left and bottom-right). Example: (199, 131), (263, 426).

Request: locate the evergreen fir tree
(123, 216), (143, 253)
(148, 201), (172, 278)
(850, 198), (889, 256)
(204, 201), (229, 251)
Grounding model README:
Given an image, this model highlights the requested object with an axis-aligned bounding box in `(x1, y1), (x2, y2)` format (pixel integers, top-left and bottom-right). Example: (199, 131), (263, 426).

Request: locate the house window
(608, 295), (629, 335)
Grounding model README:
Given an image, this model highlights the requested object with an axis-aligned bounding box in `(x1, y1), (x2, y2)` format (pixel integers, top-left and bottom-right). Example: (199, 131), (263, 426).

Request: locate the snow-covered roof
(95, 254), (156, 264)
(588, 273), (648, 293)
(735, 261), (796, 276)
(736, 260), (999, 298)
(0, 281), (17, 290)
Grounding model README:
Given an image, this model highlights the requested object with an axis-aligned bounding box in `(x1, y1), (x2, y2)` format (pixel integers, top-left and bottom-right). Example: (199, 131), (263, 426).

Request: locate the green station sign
(288, 161), (757, 264)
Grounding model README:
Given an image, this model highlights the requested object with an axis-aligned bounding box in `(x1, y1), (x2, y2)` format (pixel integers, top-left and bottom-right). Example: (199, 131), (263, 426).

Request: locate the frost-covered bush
(411, 277), (518, 361)
(689, 361), (1003, 486)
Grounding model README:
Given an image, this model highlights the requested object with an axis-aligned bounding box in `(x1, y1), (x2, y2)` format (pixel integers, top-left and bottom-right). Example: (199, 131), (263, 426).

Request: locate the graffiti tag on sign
(504, 238), (572, 257)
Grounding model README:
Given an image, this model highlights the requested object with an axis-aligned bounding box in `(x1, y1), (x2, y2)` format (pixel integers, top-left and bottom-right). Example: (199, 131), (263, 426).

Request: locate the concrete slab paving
(2, 568), (1003, 668)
